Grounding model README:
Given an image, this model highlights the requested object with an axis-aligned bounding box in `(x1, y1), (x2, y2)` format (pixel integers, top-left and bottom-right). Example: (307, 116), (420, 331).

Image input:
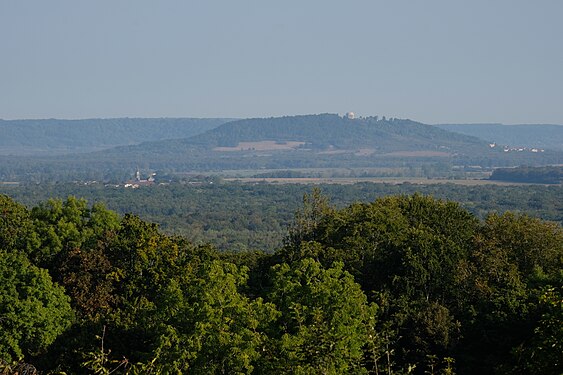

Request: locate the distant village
(488, 143), (545, 153)
(117, 169), (218, 188)
(124, 168), (156, 188)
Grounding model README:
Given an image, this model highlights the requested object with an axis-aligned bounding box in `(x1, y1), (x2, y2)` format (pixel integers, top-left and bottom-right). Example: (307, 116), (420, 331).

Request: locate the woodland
(490, 166), (562, 184)
(1, 181), (561, 252)
(1, 191), (561, 374)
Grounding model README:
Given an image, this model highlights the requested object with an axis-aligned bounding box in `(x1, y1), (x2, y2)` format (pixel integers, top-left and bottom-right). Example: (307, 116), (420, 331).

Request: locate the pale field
(214, 141), (306, 151)
(381, 151), (451, 157)
(212, 144), (450, 158)
(355, 148), (377, 156)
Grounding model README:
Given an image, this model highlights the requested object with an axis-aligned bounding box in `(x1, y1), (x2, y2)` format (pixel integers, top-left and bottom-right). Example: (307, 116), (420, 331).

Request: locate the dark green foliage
(478, 212), (562, 277)
(453, 212), (563, 373)
(508, 285), (563, 375)
(490, 165), (563, 184)
(281, 193), (478, 299)
(279, 192), (562, 374)
(58, 247), (117, 321)
(0, 192), (561, 374)
(279, 194), (478, 369)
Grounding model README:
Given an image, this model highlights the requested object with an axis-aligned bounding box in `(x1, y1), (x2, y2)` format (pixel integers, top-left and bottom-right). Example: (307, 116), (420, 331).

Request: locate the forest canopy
(0, 192), (561, 374)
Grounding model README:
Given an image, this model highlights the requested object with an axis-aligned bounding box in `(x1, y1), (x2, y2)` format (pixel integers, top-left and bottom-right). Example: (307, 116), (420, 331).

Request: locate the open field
(381, 150), (451, 157)
(214, 140), (306, 151)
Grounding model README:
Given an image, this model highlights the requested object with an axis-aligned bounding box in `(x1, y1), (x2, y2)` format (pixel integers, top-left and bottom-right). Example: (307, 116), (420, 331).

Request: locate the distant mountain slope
(0, 117), (232, 155)
(151, 114), (489, 152)
(435, 123), (563, 151)
(72, 114), (509, 173)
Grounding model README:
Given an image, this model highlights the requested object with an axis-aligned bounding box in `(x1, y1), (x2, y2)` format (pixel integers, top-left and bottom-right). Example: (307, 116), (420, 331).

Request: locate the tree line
(490, 166), (563, 184)
(0, 192), (561, 374)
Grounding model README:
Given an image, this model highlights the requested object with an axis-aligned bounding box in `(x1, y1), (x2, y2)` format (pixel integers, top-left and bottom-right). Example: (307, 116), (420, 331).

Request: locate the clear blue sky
(1, 1), (562, 124)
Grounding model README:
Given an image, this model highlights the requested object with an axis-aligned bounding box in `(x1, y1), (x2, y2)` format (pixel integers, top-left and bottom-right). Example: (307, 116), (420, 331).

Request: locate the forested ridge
(184, 114), (484, 150)
(0, 118), (230, 156)
(1, 192), (561, 374)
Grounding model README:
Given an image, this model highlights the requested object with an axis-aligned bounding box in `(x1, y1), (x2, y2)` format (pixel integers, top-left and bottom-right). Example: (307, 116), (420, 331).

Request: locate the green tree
(0, 250), (73, 362)
(508, 285), (563, 375)
(155, 260), (278, 374)
(29, 196), (120, 268)
(0, 194), (39, 254)
(478, 212), (562, 278)
(87, 259), (278, 374)
(278, 194), (481, 371)
(57, 247), (117, 321)
(457, 212), (563, 373)
(284, 188), (333, 251)
(263, 258), (377, 374)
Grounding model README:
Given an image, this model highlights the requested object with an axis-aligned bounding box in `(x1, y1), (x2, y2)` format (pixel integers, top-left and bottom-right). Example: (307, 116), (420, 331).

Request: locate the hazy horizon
(2, 1), (563, 124)
(1, 115), (563, 127)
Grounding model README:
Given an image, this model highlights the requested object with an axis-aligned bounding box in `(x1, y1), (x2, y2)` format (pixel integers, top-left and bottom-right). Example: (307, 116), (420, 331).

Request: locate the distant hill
(138, 114), (489, 153)
(77, 114), (563, 170)
(75, 114), (518, 172)
(0, 117), (232, 155)
(435, 123), (563, 151)
(2, 114), (561, 182)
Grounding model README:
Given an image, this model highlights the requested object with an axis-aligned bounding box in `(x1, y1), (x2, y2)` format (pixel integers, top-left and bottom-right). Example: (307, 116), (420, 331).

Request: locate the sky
(1, 1), (563, 124)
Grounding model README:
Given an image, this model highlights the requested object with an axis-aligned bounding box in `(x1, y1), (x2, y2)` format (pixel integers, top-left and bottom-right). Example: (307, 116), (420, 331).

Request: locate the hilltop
(119, 114), (490, 155)
(187, 114), (485, 150)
